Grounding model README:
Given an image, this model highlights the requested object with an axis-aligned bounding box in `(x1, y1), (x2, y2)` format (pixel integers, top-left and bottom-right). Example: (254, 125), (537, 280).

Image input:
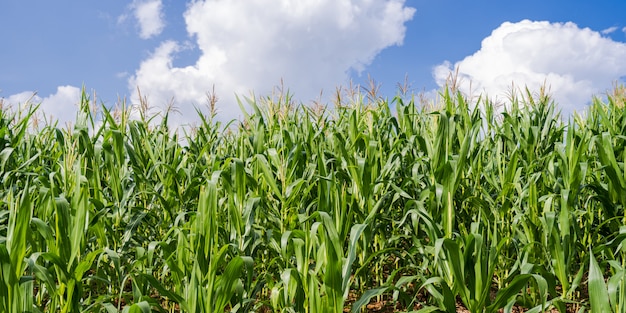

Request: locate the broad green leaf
(588, 254), (612, 313)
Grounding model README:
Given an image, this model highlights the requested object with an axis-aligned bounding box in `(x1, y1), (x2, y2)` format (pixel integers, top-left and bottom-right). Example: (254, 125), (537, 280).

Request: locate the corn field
(1, 84), (626, 312)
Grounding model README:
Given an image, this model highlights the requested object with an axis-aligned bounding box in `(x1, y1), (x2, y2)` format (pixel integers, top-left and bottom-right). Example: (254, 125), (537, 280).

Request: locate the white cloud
(601, 26), (618, 35)
(4, 86), (82, 127)
(129, 0), (415, 125)
(4, 91), (38, 110)
(116, 71), (130, 79)
(623, 26), (626, 35)
(433, 20), (626, 115)
(130, 0), (165, 39)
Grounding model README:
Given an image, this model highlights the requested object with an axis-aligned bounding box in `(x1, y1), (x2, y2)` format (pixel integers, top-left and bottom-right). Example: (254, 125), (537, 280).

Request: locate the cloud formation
(433, 20), (626, 114)
(601, 26), (618, 35)
(130, 0), (165, 39)
(4, 85), (82, 127)
(129, 0), (415, 124)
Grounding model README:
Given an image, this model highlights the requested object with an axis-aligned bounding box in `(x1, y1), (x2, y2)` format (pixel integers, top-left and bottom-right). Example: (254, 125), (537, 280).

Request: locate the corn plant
(2, 84), (626, 312)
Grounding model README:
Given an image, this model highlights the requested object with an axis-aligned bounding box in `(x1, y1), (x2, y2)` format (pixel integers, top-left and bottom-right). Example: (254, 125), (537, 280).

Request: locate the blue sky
(1, 0), (626, 125)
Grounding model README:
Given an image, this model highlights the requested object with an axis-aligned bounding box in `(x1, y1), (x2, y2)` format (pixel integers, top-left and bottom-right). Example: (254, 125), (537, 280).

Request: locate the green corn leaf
(138, 273), (188, 311)
(213, 256), (245, 312)
(255, 154), (282, 199)
(351, 286), (389, 313)
(487, 274), (533, 312)
(343, 223), (367, 299)
(7, 188), (31, 286)
(123, 301), (152, 313)
(589, 253), (612, 313)
(74, 248), (102, 281)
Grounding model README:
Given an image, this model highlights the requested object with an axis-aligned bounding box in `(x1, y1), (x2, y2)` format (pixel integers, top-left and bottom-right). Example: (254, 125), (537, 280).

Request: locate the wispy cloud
(601, 26), (618, 35)
(433, 20), (626, 115)
(128, 0), (415, 124)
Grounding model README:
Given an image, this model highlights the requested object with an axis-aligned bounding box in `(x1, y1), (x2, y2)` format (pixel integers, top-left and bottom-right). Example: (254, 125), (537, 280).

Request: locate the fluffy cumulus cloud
(129, 0), (415, 124)
(433, 20), (626, 114)
(130, 0), (165, 39)
(4, 85), (82, 127)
